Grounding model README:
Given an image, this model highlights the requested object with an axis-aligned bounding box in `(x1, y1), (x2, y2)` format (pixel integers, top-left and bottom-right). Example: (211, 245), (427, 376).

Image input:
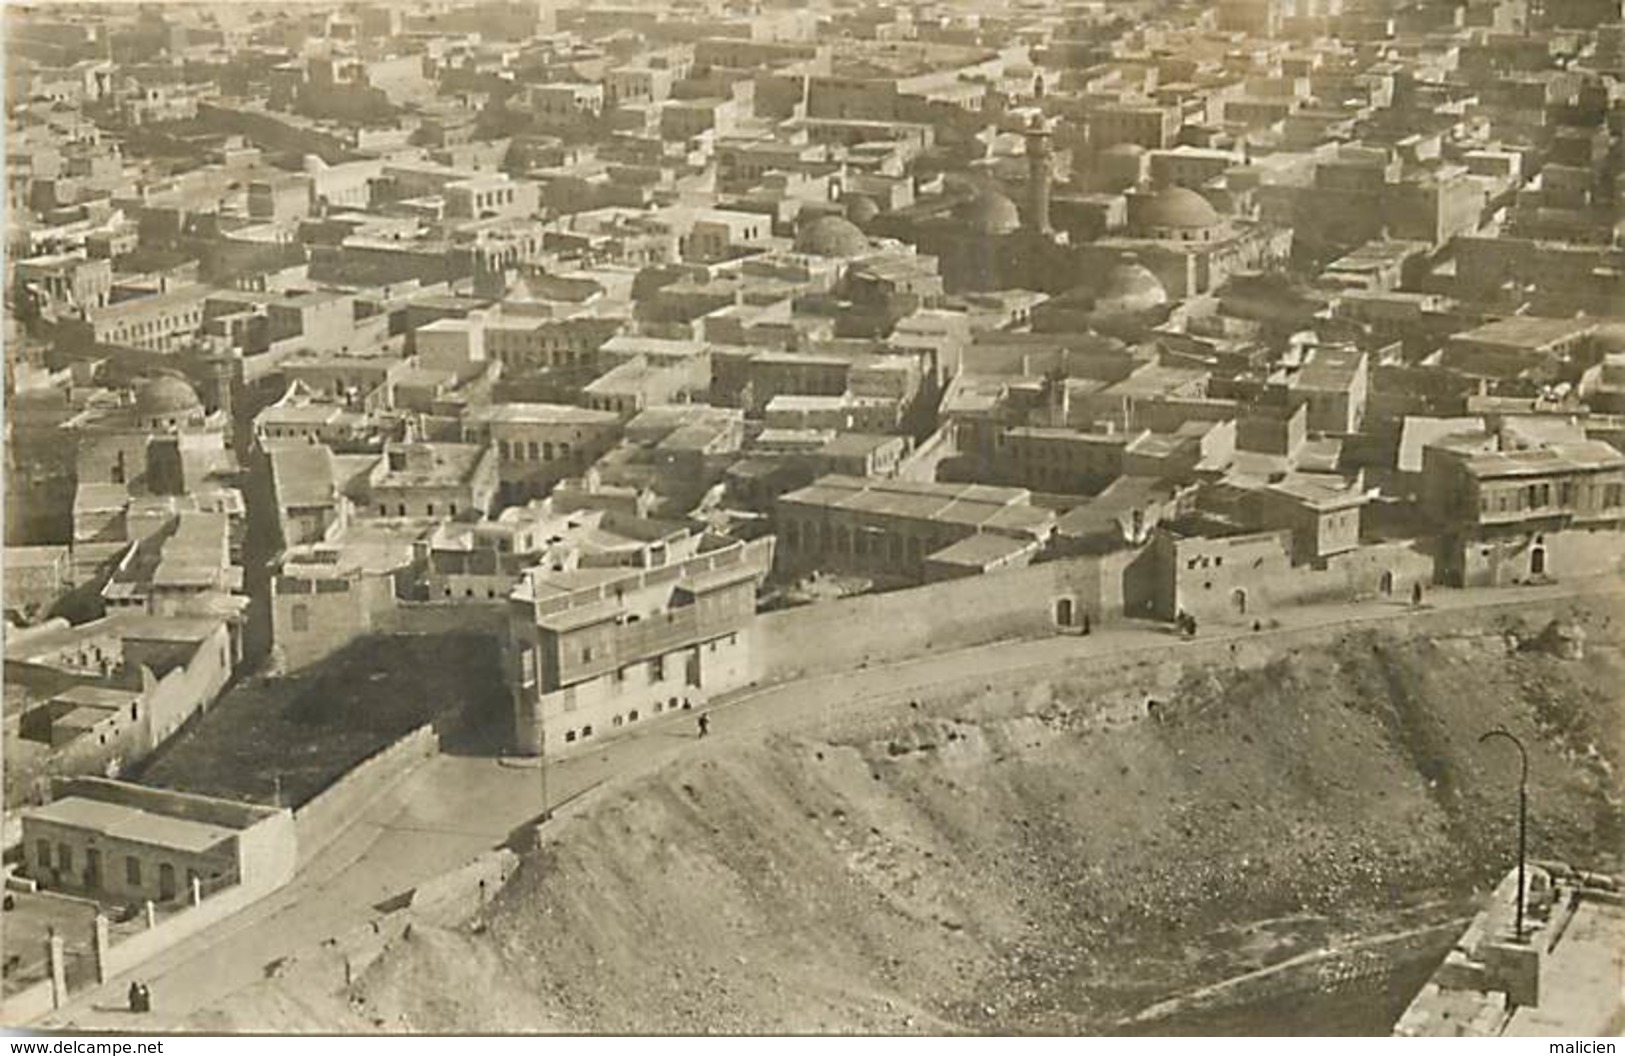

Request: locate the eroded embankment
(198, 595), (1625, 1034)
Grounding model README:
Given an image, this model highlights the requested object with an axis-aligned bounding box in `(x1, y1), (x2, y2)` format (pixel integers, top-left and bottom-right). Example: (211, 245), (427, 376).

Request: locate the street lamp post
(1479, 727), (1528, 943)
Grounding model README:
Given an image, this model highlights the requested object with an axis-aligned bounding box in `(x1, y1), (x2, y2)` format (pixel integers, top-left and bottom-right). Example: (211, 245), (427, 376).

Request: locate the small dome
(1093, 260), (1168, 317)
(794, 215), (870, 257)
(844, 194), (879, 226)
(1137, 186), (1221, 231)
(134, 374), (202, 417)
(956, 187), (1021, 236)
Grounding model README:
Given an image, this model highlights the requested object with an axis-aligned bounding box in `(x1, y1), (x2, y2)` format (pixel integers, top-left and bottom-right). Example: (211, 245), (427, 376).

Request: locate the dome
(955, 187), (1021, 236)
(1137, 186), (1221, 231)
(1093, 260), (1168, 317)
(844, 194), (879, 226)
(794, 215), (870, 257)
(134, 374), (202, 418)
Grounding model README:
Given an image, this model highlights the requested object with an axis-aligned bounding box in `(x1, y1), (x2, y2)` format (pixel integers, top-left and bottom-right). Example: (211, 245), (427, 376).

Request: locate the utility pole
(1479, 727), (1529, 943)
(539, 707), (550, 825)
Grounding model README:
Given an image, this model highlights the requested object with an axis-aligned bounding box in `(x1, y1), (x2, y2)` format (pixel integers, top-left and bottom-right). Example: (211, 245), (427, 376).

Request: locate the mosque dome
(955, 187), (1022, 236)
(794, 215), (871, 257)
(844, 194), (880, 226)
(134, 374), (202, 418)
(1092, 259), (1168, 317)
(1136, 186), (1221, 232)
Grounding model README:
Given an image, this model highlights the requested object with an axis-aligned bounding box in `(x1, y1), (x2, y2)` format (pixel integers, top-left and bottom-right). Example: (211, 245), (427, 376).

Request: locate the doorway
(1531, 547), (1546, 577)
(1380, 570), (1394, 596)
(158, 862), (176, 901)
(1054, 597), (1074, 628)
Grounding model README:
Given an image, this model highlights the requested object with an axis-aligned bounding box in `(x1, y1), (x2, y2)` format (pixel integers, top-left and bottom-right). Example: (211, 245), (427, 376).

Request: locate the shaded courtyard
(130, 633), (507, 808)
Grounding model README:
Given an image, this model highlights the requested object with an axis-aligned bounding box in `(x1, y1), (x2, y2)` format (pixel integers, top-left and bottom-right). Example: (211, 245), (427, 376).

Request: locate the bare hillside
(196, 597), (1625, 1034)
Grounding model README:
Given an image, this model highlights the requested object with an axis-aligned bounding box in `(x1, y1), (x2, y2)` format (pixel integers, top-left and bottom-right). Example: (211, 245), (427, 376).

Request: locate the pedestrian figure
(1411, 581), (1424, 607)
(128, 982), (142, 1013)
(1186, 613), (1198, 637)
(138, 983), (151, 1013)
(1081, 612), (1092, 635)
(697, 713), (710, 738)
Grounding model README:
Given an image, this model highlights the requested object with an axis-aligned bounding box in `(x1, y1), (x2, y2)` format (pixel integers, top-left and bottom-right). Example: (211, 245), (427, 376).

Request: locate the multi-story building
(362, 440), (499, 520)
(1288, 345), (1369, 435)
(461, 403), (623, 506)
(1424, 438), (1625, 584)
(506, 537), (775, 756)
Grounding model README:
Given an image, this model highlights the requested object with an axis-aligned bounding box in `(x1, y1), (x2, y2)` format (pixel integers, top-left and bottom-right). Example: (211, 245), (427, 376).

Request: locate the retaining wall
(292, 725), (439, 869)
(375, 601), (509, 636)
(757, 551), (1134, 682)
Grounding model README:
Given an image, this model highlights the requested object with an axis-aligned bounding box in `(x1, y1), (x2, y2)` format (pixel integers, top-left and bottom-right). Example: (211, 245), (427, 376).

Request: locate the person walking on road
(697, 713), (710, 738)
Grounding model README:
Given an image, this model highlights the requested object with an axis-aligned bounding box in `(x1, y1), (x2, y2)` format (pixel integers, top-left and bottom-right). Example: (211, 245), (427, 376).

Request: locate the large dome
(134, 374), (202, 417)
(794, 215), (870, 257)
(955, 187), (1022, 236)
(1138, 186), (1220, 231)
(1093, 259), (1168, 316)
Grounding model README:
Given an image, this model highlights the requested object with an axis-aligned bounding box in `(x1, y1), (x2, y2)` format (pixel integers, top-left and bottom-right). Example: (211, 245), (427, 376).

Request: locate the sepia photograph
(0, 0), (1622, 1041)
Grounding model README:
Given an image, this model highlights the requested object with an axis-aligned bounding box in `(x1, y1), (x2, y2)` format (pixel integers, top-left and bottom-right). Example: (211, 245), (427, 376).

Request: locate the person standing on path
(697, 713), (710, 738)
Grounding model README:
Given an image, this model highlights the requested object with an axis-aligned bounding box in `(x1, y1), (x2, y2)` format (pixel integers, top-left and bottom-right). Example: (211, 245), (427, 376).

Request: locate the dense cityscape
(3, 0), (1623, 1037)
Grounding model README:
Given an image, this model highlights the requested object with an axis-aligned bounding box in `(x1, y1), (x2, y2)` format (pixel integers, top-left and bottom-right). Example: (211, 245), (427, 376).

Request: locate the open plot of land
(3, 891), (99, 996)
(131, 633), (507, 808)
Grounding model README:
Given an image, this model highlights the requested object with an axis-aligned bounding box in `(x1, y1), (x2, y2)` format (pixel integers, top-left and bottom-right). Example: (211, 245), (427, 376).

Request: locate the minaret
(203, 347), (237, 424)
(1025, 113), (1054, 238)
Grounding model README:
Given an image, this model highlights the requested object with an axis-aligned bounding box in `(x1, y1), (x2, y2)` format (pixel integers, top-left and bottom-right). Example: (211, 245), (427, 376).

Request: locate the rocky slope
(197, 596), (1625, 1034)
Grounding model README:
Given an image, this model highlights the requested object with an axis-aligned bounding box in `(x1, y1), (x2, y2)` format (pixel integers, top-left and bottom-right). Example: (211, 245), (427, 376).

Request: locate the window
(613, 715), (624, 728)
(581, 725), (593, 738)
(56, 844), (71, 873)
(582, 646), (594, 663)
(426, 504), (436, 516)
(36, 840), (50, 869)
(565, 729), (577, 743)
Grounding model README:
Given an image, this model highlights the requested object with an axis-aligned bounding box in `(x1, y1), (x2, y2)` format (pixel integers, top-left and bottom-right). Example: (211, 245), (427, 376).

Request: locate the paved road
(36, 579), (1621, 1030)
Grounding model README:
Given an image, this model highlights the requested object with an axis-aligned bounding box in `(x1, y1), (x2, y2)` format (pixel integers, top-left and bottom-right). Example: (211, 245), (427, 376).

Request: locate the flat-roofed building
(1424, 437), (1625, 584)
(20, 778), (294, 906)
(363, 440), (499, 520)
(775, 474), (1057, 583)
(1423, 438), (1625, 533)
(462, 403), (623, 505)
(506, 537), (775, 756)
